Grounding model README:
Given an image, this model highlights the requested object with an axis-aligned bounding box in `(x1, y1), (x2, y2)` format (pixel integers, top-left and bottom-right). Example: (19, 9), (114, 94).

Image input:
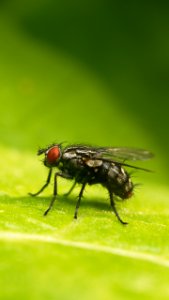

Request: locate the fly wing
(64, 145), (153, 161)
(99, 147), (154, 161)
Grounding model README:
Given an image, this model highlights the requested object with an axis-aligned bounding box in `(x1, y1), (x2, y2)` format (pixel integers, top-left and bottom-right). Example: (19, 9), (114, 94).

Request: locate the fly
(29, 143), (153, 224)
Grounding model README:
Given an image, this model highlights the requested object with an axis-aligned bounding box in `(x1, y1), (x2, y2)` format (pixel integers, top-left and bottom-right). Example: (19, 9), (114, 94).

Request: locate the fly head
(38, 144), (62, 168)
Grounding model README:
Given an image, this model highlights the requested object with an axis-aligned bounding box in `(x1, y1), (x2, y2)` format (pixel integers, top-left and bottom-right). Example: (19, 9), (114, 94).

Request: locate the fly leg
(29, 168), (52, 197)
(74, 182), (86, 219)
(44, 172), (72, 216)
(108, 189), (128, 225)
(64, 180), (77, 197)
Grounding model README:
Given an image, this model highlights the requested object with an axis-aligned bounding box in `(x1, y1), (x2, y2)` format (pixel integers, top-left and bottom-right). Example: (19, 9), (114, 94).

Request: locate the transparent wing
(99, 147), (154, 161)
(65, 145), (153, 162)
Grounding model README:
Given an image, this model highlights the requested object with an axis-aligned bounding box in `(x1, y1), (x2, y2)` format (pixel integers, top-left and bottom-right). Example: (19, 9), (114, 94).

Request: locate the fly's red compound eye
(46, 146), (61, 165)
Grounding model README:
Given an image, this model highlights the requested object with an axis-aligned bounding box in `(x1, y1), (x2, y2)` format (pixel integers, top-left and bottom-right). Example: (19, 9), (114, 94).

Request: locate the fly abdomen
(105, 163), (133, 199)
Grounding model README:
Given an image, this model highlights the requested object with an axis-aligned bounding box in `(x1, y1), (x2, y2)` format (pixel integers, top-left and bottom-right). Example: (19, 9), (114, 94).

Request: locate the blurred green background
(0, 1), (169, 299)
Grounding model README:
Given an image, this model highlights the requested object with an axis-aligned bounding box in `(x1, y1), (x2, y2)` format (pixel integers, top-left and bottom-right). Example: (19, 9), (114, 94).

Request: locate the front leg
(29, 168), (52, 197)
(44, 172), (72, 216)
